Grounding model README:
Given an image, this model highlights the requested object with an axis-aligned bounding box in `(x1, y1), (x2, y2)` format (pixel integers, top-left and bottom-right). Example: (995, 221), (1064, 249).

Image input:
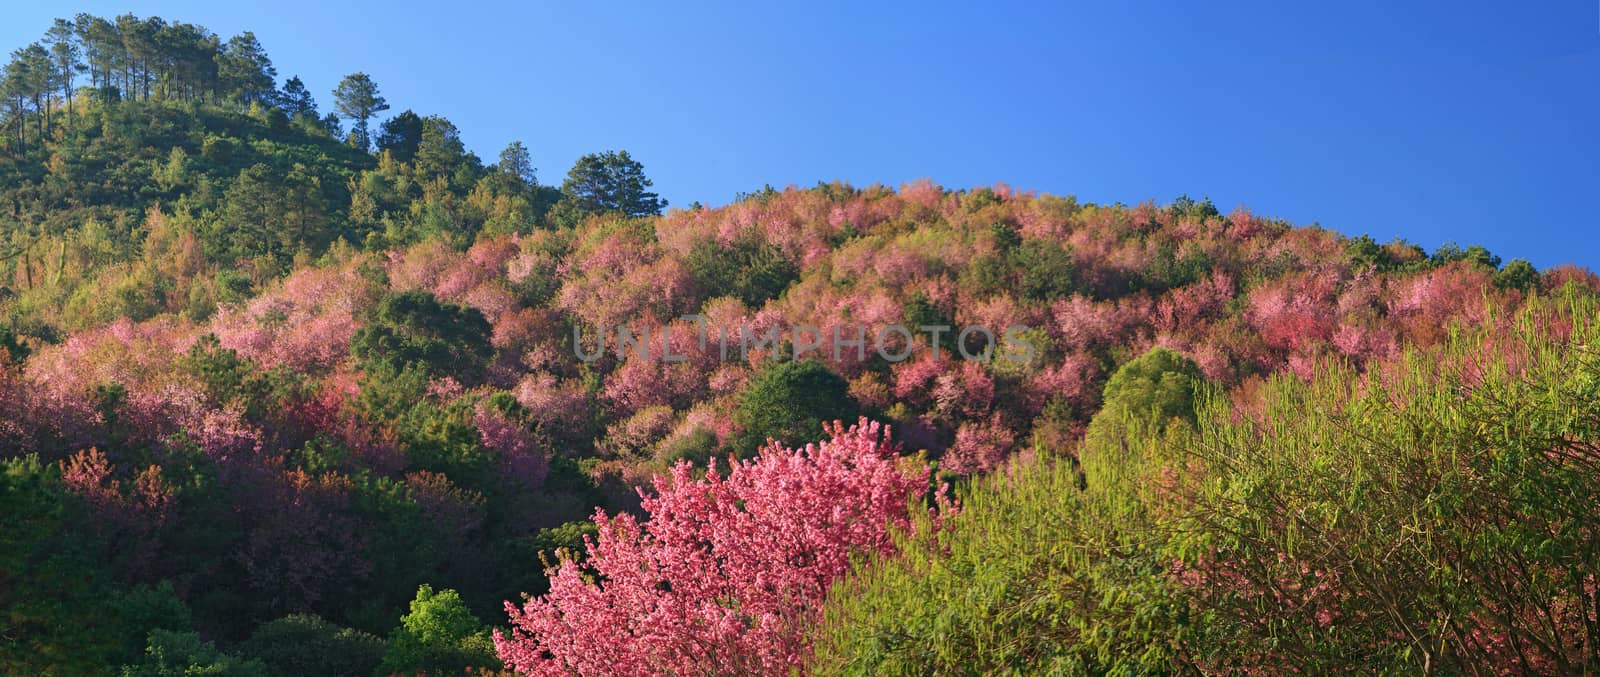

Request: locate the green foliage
(354, 360), (432, 421)
(1493, 257), (1539, 291)
(1346, 233), (1432, 273)
(1013, 239), (1078, 301)
(657, 426), (721, 468)
(685, 236), (799, 308)
(332, 72), (388, 151)
(810, 355), (1199, 673)
(0, 455), (114, 674)
(899, 291), (946, 331)
(238, 614), (386, 677)
(120, 630), (268, 677)
(351, 290), (492, 380)
(1430, 240), (1501, 269)
(813, 443), (1182, 675)
(376, 110), (423, 163)
(415, 115), (478, 185)
(178, 334), (307, 421)
(1093, 347), (1204, 430)
(1134, 239), (1211, 293)
(207, 162), (332, 262)
(559, 149), (666, 217)
(379, 585), (500, 676)
(962, 224), (1079, 300)
(734, 359), (857, 455)
(0, 323), (28, 363)
(395, 396), (497, 491)
(212, 269), (256, 306)
(1168, 194), (1220, 220)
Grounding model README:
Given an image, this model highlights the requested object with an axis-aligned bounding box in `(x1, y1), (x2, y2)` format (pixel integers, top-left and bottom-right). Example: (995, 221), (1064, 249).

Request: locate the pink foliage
(1051, 294), (1153, 354)
(475, 402), (549, 490)
(1024, 351), (1102, 415)
(27, 317), (195, 396)
(931, 361), (995, 420)
(0, 367), (102, 458)
(942, 414), (1017, 475)
(513, 374), (593, 446)
(210, 264), (371, 373)
(385, 240), (455, 292)
(496, 419), (940, 676)
(1245, 271), (1340, 353)
(1156, 270), (1236, 334)
(1387, 263), (1497, 343)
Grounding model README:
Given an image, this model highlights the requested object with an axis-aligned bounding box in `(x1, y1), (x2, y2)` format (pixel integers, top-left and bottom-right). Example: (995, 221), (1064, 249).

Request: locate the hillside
(4, 13), (1599, 676)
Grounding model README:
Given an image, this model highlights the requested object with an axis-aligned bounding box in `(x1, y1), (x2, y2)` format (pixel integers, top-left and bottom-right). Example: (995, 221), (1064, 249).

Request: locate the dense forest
(3, 13), (1598, 676)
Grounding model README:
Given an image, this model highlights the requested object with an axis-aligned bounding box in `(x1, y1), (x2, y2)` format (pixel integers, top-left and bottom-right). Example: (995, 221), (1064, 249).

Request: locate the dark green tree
(239, 614), (386, 677)
(559, 149), (666, 217)
(735, 359), (857, 454)
(47, 19), (81, 127)
(1493, 258), (1539, 291)
(1430, 241), (1501, 269)
(217, 32), (276, 104)
(278, 75), (315, 117)
(332, 71), (388, 151)
(376, 109), (423, 162)
(350, 290), (493, 380)
(415, 115), (470, 179)
(685, 236), (798, 308)
(208, 163), (329, 261)
(120, 630), (268, 676)
(496, 140), (536, 189)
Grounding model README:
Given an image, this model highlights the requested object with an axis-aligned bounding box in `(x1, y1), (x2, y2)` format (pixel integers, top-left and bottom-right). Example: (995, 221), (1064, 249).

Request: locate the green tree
(350, 290), (493, 380)
(1430, 240), (1501, 269)
(332, 72), (388, 151)
(415, 115), (471, 180)
(378, 585), (499, 676)
(376, 109), (422, 163)
(217, 32), (276, 104)
(559, 149), (666, 217)
(209, 163), (329, 261)
(47, 19), (81, 127)
(684, 236), (798, 308)
(1493, 258), (1539, 291)
(1092, 347), (1205, 432)
(238, 614), (386, 677)
(278, 75), (316, 117)
(496, 140), (536, 190)
(735, 359), (857, 455)
(120, 630), (268, 677)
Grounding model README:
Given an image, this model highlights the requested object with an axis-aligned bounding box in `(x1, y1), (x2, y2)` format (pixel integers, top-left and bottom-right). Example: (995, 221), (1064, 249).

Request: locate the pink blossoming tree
(495, 418), (941, 676)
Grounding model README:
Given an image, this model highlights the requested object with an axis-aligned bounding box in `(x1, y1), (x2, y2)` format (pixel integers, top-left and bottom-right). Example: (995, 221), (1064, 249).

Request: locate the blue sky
(5, 1), (1598, 269)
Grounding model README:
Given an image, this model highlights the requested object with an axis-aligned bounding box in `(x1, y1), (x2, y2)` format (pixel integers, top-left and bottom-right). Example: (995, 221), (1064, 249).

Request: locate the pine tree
(332, 71), (388, 151)
(559, 149), (667, 217)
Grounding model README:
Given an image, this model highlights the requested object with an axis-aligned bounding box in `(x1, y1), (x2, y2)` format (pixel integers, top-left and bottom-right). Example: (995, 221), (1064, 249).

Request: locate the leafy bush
(735, 359), (858, 454)
(379, 585), (500, 676)
(238, 614), (385, 677)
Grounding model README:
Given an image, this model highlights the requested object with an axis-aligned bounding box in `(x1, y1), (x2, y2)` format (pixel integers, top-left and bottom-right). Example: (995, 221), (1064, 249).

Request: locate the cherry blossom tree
(495, 419), (942, 676)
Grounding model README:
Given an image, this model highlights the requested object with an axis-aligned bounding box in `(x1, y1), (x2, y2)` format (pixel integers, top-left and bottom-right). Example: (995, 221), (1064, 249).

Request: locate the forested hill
(1, 12), (589, 341)
(5, 13), (1600, 677)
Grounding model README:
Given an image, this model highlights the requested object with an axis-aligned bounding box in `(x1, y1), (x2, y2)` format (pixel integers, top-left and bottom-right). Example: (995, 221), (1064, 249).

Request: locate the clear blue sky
(6, 1), (1598, 269)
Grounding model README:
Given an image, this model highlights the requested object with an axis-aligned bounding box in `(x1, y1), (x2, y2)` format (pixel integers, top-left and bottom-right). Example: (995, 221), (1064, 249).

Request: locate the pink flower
(495, 419), (943, 676)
